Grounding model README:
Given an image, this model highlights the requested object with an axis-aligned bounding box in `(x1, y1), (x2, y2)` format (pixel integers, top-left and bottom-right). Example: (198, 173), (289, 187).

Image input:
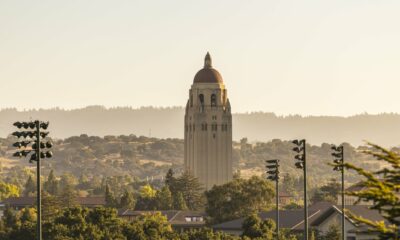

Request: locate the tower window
(211, 94), (217, 107)
(199, 94), (204, 112)
(190, 94), (193, 107)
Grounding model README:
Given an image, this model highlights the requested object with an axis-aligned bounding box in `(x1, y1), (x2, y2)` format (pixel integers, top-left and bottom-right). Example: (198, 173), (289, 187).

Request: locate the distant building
(184, 53), (233, 190)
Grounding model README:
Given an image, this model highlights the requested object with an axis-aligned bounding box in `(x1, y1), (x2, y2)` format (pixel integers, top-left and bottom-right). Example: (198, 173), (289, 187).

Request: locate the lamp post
(266, 159), (280, 239)
(12, 121), (53, 240)
(331, 145), (345, 240)
(292, 139), (307, 240)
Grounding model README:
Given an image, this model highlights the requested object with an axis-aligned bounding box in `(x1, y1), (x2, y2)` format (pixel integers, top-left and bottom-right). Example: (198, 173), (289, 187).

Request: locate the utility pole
(292, 139), (307, 240)
(332, 145), (345, 240)
(12, 121), (53, 240)
(266, 159), (280, 239)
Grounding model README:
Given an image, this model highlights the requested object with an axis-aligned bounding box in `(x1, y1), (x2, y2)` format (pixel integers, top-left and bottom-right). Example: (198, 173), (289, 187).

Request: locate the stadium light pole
(331, 145), (345, 240)
(266, 159), (280, 239)
(12, 121), (53, 240)
(292, 139), (308, 240)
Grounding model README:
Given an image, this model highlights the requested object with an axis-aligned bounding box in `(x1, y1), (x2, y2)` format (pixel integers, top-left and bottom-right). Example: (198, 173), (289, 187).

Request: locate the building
(212, 201), (384, 240)
(184, 52), (233, 190)
(312, 204), (384, 240)
(118, 210), (206, 230)
(212, 202), (331, 236)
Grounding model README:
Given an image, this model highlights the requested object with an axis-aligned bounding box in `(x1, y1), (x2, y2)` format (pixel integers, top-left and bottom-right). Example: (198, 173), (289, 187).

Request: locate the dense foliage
(0, 135), (383, 202)
(0, 206), (306, 240)
(342, 143), (400, 239)
(205, 176), (274, 224)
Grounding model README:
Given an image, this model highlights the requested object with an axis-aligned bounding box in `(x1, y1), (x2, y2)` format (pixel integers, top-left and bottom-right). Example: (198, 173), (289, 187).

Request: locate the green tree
(119, 189), (136, 209)
(342, 143), (400, 239)
(179, 227), (240, 240)
(105, 184), (118, 207)
(173, 191), (188, 210)
(323, 224), (341, 240)
(165, 168), (176, 190)
(42, 192), (61, 222)
(2, 206), (17, 229)
(43, 207), (125, 240)
(206, 176), (275, 224)
(0, 181), (20, 200)
(140, 184), (157, 198)
(281, 173), (296, 196)
(241, 214), (275, 239)
(123, 212), (174, 240)
(135, 184), (158, 210)
(59, 183), (78, 208)
(155, 186), (173, 210)
(43, 170), (59, 195)
(0, 207), (36, 240)
(174, 171), (204, 210)
(310, 178), (340, 204)
(18, 208), (36, 223)
(23, 176), (35, 196)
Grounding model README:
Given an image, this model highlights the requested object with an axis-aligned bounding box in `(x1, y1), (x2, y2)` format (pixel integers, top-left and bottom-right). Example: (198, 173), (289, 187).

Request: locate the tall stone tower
(184, 52), (233, 190)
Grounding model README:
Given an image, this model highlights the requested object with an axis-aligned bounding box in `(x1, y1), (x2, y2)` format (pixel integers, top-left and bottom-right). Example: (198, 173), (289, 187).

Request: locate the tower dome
(193, 52), (223, 84)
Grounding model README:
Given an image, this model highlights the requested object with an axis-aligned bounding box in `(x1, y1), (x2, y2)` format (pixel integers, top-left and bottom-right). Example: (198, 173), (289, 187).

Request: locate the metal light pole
(292, 139), (307, 240)
(35, 121), (42, 240)
(266, 159), (280, 239)
(12, 121), (53, 240)
(331, 145), (345, 240)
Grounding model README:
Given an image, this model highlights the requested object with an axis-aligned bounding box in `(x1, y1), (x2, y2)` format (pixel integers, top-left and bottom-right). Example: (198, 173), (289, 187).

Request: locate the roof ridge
(331, 205), (358, 225)
(169, 210), (181, 222)
(290, 210), (321, 230)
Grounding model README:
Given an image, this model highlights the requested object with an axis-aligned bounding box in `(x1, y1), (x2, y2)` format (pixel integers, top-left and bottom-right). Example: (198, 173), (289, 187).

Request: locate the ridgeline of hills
(1, 106), (400, 146)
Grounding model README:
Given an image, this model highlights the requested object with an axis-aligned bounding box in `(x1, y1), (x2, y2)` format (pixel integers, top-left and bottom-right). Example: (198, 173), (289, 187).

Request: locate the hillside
(1, 106), (400, 146)
(0, 135), (385, 192)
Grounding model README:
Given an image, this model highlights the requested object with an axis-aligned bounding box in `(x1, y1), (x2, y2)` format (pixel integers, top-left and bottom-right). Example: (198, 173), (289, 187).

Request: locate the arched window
(211, 94), (217, 107)
(190, 94), (193, 107)
(199, 94), (204, 112)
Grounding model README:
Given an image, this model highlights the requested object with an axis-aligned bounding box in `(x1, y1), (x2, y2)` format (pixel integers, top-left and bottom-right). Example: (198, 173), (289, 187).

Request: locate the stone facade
(184, 53), (233, 190)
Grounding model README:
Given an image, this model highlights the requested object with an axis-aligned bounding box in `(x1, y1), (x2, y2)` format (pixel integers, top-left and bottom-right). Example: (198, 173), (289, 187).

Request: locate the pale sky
(1, 0), (400, 116)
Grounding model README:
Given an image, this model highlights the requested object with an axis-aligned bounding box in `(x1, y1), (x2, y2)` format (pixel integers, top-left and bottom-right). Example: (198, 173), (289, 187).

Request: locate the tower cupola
(193, 52), (223, 84)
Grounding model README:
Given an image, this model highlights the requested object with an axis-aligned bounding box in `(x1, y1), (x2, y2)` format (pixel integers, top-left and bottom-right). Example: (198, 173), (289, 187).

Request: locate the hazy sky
(1, 0), (400, 116)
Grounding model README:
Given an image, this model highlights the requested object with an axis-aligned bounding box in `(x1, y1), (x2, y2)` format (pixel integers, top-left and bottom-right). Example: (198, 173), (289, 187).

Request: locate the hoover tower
(184, 52), (232, 190)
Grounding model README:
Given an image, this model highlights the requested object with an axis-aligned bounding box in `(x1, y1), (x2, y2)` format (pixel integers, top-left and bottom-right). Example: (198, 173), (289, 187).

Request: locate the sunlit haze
(1, 0), (400, 116)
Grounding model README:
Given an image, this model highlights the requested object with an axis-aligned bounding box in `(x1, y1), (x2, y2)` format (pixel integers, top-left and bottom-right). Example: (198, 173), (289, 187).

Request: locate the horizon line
(1, 105), (400, 118)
